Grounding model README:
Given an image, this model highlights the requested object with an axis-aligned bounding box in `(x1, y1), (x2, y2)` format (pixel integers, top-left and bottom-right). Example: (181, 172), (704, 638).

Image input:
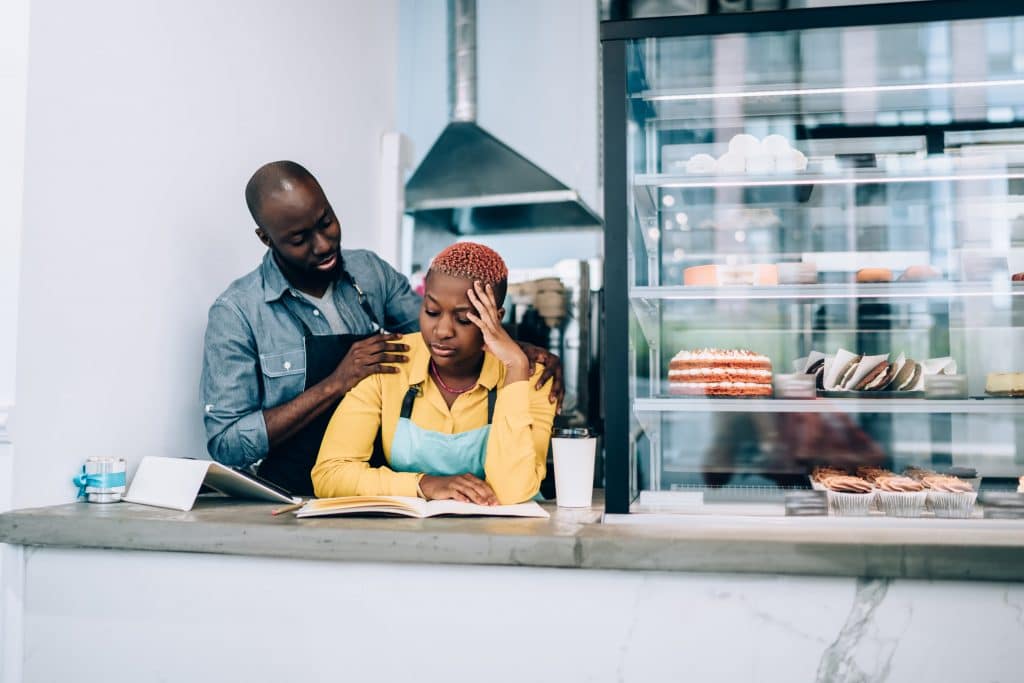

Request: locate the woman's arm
(311, 374), (423, 498)
(466, 281), (556, 503)
(483, 364), (556, 504)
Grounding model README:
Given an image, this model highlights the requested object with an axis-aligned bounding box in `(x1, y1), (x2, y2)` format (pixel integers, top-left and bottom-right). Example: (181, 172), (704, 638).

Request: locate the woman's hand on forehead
(466, 281), (530, 386)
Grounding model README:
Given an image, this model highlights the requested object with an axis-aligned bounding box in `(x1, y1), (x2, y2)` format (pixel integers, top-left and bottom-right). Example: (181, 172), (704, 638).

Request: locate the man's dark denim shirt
(201, 249), (421, 468)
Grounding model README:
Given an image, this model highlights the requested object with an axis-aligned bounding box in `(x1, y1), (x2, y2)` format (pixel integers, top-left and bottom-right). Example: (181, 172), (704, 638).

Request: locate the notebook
(124, 456), (301, 511)
(295, 495), (550, 519)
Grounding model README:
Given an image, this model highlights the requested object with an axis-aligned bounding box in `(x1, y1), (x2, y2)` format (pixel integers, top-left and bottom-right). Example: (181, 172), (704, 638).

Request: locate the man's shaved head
(245, 160), (319, 228)
(245, 160), (343, 293)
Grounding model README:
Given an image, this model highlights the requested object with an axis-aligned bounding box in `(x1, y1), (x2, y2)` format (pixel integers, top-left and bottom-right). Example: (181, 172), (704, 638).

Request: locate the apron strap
(400, 385), (420, 419)
(399, 385), (496, 422)
(342, 271), (382, 331)
(486, 387), (497, 423)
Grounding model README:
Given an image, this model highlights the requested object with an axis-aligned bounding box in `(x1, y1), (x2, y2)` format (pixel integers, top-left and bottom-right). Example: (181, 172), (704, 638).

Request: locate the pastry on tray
(875, 475), (928, 517)
(821, 475), (875, 516)
(856, 268), (893, 283)
(683, 264), (778, 287)
(899, 265), (942, 282)
(922, 475), (978, 518)
(985, 372), (1024, 397)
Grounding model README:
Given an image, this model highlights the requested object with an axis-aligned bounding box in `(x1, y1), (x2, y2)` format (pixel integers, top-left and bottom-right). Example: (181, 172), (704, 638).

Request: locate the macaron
(887, 359), (921, 391)
(855, 360), (891, 391)
(836, 355), (862, 389)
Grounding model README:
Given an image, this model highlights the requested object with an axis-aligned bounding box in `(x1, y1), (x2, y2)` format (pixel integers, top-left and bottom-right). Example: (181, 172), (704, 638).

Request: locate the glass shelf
(634, 397), (1024, 415)
(636, 169), (1024, 190)
(630, 282), (1024, 302)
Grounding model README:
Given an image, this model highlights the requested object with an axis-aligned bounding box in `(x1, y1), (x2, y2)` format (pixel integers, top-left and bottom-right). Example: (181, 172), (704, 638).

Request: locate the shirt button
(283, 361), (292, 370)
(313, 310), (320, 317)
(205, 404), (214, 413)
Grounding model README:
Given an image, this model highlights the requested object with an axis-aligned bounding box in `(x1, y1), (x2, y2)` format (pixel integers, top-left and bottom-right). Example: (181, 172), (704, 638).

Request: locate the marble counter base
(14, 547), (1024, 683)
(3, 497), (1024, 581)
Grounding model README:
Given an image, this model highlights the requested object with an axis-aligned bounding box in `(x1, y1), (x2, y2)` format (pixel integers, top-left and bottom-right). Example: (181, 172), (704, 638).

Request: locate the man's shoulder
(341, 248), (389, 273)
(210, 262), (266, 315)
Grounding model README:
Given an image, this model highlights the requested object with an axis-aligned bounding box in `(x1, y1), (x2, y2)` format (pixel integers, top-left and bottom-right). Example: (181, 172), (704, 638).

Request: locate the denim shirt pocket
(259, 348), (307, 404)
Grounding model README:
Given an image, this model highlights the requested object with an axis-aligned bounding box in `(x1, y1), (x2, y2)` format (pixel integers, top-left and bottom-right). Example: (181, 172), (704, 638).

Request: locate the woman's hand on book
(419, 473), (498, 506)
(466, 281), (530, 386)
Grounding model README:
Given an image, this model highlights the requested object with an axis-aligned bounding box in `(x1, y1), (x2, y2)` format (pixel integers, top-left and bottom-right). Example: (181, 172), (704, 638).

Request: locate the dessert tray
(818, 390), (924, 399)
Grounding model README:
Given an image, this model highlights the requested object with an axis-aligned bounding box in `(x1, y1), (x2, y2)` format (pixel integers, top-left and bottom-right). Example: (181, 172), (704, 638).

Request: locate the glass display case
(601, 2), (1024, 515)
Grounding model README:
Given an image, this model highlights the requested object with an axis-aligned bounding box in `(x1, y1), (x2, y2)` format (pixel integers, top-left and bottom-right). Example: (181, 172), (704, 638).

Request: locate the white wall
(0, 6), (31, 670)
(12, 0), (399, 509)
(0, 0), (29, 412)
(0, 0), (30, 510)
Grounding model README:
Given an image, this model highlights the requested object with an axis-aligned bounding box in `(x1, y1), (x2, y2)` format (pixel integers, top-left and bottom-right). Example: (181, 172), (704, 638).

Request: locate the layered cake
(668, 349), (773, 397)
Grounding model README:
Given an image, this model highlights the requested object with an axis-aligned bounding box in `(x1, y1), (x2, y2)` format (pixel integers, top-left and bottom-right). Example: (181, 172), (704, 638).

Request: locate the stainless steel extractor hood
(404, 0), (602, 234)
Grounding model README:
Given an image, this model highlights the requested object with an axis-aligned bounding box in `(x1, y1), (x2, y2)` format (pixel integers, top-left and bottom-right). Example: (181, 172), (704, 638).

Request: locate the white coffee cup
(552, 428), (597, 508)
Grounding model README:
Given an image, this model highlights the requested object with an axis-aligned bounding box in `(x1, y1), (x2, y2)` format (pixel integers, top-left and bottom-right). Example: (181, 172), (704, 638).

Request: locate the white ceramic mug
(552, 428), (596, 508)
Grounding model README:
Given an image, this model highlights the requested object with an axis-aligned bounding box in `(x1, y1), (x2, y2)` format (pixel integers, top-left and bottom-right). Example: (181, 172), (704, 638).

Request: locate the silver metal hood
(404, 0), (602, 234)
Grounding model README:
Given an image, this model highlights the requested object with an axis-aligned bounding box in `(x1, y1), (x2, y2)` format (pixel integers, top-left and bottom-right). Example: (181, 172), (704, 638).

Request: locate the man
(201, 161), (561, 495)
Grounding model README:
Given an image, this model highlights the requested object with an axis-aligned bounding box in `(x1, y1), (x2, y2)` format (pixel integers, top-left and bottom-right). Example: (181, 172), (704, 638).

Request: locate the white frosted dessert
(685, 153), (717, 174)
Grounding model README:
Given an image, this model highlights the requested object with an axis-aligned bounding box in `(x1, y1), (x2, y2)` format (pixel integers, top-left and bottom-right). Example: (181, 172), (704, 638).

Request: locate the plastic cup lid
(552, 427), (592, 438)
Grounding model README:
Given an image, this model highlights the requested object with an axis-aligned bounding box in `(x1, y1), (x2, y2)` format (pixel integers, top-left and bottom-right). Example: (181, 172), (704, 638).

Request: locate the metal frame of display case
(600, 0), (1024, 514)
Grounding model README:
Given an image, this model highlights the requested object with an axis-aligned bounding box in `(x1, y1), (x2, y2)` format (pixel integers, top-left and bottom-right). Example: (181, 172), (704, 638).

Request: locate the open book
(295, 496), (550, 519)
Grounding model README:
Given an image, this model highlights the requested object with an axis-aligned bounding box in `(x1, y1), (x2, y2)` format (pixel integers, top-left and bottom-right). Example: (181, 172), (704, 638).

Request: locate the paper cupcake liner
(927, 491), (978, 519)
(876, 490), (927, 517)
(827, 490), (875, 516)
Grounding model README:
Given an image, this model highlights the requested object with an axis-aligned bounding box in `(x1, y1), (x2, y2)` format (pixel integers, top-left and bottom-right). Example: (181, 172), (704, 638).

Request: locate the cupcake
(856, 466), (893, 484)
(923, 475), (977, 518)
(822, 475), (875, 516)
(810, 466), (847, 491)
(904, 466), (936, 481)
(942, 466), (981, 492)
(874, 475), (927, 517)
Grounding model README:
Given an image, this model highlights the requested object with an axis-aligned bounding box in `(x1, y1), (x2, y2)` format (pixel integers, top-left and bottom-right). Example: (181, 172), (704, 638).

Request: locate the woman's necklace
(430, 360), (477, 394)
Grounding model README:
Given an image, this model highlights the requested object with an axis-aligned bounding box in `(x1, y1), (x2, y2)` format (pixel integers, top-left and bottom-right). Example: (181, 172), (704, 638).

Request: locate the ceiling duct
(404, 0), (602, 233)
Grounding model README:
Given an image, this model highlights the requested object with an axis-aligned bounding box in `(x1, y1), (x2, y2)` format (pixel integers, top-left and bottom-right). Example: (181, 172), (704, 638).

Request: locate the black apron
(257, 273), (387, 496)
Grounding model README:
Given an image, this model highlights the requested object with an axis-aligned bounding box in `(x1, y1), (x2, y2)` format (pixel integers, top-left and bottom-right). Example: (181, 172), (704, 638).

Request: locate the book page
(423, 500), (550, 519)
(299, 496), (426, 517)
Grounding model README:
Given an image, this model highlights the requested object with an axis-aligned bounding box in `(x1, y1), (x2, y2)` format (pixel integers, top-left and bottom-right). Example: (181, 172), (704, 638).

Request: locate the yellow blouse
(312, 332), (556, 504)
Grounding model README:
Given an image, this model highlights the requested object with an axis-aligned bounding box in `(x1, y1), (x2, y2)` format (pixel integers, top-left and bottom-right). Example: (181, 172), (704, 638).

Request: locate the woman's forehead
(424, 271), (474, 302)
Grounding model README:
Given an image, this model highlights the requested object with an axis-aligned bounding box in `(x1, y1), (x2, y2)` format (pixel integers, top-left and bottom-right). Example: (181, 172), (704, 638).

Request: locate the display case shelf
(635, 168), (1024, 191)
(630, 283), (1024, 302)
(633, 397), (1024, 415)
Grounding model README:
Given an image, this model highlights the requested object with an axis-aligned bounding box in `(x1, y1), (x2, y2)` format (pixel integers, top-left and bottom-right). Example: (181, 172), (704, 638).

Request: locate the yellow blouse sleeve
(311, 373), (422, 498)
(483, 364), (556, 504)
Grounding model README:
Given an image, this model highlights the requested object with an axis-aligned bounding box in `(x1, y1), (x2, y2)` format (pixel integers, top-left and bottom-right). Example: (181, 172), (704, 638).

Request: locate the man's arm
(200, 300), (271, 468)
(263, 333), (409, 447)
(201, 301), (410, 467)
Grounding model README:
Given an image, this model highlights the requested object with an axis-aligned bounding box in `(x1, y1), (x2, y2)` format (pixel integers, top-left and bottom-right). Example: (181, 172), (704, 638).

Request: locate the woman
(312, 242), (555, 505)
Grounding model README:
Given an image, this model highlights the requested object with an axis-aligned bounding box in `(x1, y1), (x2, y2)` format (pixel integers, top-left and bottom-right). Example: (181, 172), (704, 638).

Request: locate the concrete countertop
(2, 496), (1024, 581)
